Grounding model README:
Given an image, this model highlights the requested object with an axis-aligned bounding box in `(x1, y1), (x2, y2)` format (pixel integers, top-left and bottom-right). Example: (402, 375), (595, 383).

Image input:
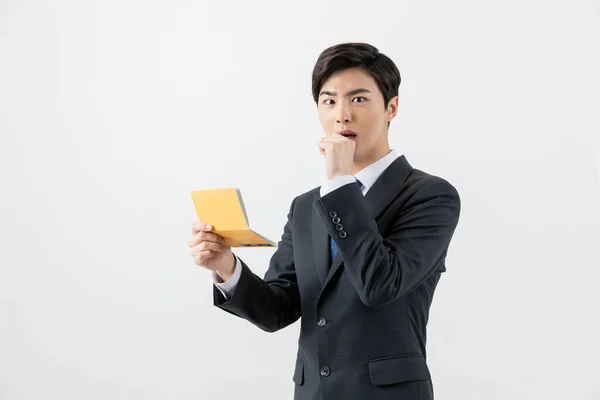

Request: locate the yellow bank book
(190, 188), (276, 247)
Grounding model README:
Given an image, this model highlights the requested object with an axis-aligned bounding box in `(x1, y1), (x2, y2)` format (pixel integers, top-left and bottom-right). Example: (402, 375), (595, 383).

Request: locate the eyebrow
(319, 88), (372, 97)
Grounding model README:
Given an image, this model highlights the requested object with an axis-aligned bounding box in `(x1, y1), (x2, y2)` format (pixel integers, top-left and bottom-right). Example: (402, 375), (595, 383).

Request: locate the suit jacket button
(317, 317), (327, 327)
(332, 216), (341, 224)
(338, 231), (347, 239)
(329, 211), (337, 218)
(320, 366), (331, 377)
(335, 224), (344, 231)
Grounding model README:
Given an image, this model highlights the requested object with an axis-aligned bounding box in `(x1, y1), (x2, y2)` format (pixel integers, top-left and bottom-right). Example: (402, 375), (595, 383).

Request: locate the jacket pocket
(293, 359), (304, 385)
(368, 354), (431, 386)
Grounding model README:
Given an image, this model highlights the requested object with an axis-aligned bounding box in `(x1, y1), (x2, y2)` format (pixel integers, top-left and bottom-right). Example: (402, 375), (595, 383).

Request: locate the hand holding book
(190, 188), (276, 248)
(189, 221), (236, 280)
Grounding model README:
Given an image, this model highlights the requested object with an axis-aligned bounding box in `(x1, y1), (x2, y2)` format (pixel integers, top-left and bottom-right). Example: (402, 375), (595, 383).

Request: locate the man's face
(317, 67), (398, 163)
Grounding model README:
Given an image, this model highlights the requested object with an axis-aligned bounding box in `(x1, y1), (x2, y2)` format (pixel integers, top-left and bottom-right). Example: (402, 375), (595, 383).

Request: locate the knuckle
(195, 252), (206, 263)
(197, 233), (208, 242)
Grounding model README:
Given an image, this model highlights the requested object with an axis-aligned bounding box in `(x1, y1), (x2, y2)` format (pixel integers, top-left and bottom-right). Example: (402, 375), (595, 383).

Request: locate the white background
(1, 0), (599, 399)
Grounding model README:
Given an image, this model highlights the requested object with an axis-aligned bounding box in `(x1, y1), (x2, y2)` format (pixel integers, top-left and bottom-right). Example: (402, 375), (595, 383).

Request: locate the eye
(352, 96), (367, 103)
(323, 99), (335, 105)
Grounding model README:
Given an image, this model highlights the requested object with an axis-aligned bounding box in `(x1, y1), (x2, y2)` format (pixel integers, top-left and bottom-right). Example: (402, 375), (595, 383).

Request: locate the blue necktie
(330, 178), (363, 262)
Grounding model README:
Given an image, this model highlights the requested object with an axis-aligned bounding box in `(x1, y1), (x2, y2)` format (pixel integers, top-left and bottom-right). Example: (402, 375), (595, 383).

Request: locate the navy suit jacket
(214, 155), (461, 400)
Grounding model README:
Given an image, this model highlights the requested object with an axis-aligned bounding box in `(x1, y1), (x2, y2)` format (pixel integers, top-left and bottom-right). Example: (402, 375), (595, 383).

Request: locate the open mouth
(338, 130), (357, 139)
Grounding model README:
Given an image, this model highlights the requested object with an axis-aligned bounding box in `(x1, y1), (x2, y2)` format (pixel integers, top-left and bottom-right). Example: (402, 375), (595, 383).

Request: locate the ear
(385, 96), (399, 122)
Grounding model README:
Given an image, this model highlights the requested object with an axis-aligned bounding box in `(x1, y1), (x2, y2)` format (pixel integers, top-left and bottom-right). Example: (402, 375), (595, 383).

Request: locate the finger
(318, 140), (335, 149)
(319, 140), (338, 154)
(192, 221), (213, 235)
(322, 136), (348, 143)
(192, 221), (203, 234)
(194, 250), (214, 266)
(190, 241), (226, 257)
(189, 234), (203, 247)
(193, 248), (225, 266)
(189, 231), (226, 247)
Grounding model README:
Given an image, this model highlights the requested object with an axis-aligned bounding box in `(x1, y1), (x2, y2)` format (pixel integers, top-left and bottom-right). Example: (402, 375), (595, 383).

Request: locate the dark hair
(311, 42), (401, 108)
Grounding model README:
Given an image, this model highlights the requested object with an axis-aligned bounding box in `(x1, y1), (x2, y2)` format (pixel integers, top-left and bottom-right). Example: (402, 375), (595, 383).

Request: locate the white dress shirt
(212, 149), (401, 299)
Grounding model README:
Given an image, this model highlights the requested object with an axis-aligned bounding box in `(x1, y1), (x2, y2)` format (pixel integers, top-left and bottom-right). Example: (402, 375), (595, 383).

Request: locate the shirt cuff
(320, 175), (356, 197)
(212, 255), (242, 299)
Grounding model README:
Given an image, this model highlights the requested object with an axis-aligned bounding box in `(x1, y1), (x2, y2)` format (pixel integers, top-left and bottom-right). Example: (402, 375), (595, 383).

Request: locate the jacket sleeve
(213, 197), (301, 332)
(315, 179), (461, 308)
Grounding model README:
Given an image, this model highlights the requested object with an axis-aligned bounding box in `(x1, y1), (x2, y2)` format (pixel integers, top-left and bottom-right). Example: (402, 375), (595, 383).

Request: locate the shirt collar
(354, 149), (399, 194)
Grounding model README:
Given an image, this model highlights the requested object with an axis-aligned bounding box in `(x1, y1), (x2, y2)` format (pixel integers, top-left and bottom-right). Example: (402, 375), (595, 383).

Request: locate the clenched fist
(318, 133), (356, 179)
(189, 221), (236, 281)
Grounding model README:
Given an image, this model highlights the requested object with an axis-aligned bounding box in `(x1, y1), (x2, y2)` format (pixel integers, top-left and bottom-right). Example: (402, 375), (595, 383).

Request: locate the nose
(336, 102), (351, 124)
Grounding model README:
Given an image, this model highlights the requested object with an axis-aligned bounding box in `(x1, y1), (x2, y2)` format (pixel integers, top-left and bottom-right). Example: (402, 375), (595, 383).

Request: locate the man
(189, 42), (460, 400)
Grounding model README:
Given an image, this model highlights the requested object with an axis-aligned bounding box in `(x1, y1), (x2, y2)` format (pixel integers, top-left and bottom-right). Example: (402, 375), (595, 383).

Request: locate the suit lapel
(363, 155), (412, 220)
(313, 155), (413, 290)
